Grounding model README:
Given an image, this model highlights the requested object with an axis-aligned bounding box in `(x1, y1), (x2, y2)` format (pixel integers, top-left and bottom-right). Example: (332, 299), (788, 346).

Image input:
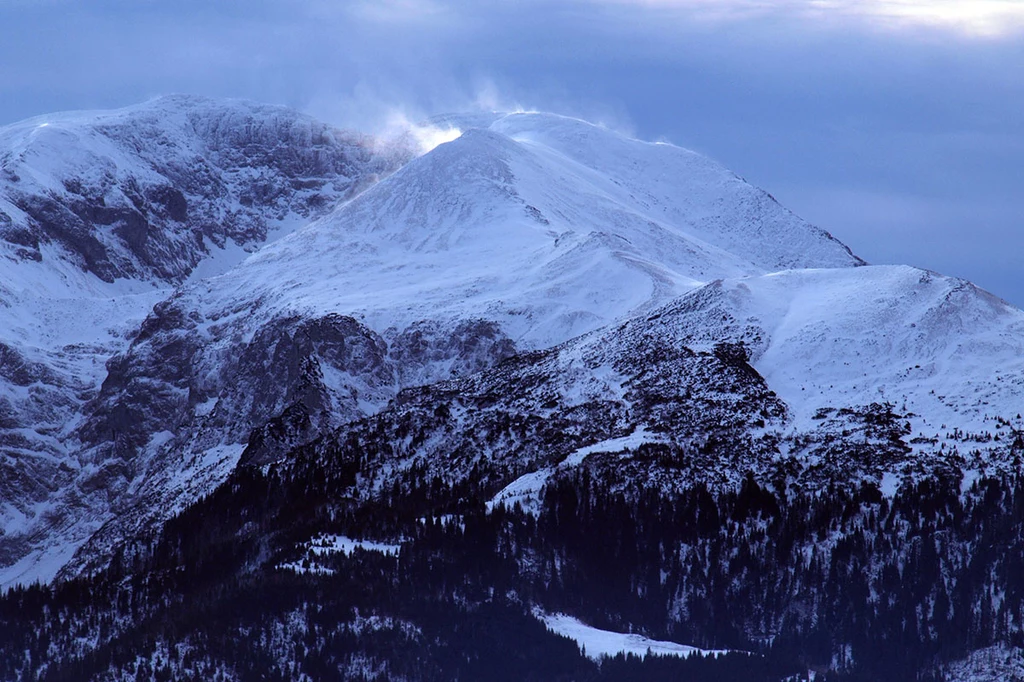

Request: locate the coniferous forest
(4, 438), (1024, 681)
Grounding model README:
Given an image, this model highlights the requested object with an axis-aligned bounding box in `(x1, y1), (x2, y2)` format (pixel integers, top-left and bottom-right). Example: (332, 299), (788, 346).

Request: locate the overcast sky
(2, 0), (1021, 306)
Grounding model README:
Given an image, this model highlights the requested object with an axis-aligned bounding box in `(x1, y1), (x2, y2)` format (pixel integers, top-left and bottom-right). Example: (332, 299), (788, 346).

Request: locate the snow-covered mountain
(2, 102), (1021, 601)
(653, 266), (1024, 449)
(0, 94), (411, 287)
(1, 97), (1023, 682)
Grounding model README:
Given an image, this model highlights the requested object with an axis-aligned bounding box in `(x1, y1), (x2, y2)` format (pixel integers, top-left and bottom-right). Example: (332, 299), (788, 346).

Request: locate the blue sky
(2, 0), (1021, 306)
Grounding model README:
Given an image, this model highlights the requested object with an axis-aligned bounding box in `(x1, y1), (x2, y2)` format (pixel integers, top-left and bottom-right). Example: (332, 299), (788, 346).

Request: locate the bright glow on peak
(412, 125), (462, 154)
(375, 111), (462, 155)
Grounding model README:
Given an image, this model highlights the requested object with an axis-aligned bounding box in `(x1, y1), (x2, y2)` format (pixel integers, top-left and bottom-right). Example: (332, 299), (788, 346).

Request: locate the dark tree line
(4, 442), (1024, 681)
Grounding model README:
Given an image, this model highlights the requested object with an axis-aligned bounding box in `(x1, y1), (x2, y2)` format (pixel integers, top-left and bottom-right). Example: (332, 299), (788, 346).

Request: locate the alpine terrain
(0, 97), (1022, 682)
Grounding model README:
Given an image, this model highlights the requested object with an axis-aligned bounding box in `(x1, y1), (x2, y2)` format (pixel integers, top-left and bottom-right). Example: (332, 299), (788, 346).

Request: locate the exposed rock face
(292, 303), (791, 505)
(58, 313), (519, 580)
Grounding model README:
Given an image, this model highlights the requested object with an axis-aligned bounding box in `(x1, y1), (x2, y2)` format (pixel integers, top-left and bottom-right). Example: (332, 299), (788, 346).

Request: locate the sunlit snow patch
(536, 610), (735, 661)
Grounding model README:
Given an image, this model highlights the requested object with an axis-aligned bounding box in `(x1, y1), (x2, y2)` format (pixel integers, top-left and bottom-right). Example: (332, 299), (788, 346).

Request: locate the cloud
(342, 0), (455, 25)
(824, 0), (1024, 37)
(779, 184), (1024, 303)
(589, 0), (1024, 38)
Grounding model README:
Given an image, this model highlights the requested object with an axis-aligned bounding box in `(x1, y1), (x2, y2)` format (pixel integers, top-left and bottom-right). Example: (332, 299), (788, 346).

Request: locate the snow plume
(304, 86), (469, 156)
(380, 110), (462, 154)
(472, 79), (535, 116)
(304, 78), (640, 157)
(471, 78), (637, 139)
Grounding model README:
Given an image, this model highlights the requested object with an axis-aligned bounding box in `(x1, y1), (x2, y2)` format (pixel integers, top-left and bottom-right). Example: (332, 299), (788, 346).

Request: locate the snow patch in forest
(942, 644), (1024, 682)
(535, 610), (734, 661)
(880, 471), (902, 497)
(278, 534), (402, 576)
(308, 534), (402, 557)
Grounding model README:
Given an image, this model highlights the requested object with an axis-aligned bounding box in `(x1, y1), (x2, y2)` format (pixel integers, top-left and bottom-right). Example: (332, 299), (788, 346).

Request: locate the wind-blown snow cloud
(376, 111), (463, 155)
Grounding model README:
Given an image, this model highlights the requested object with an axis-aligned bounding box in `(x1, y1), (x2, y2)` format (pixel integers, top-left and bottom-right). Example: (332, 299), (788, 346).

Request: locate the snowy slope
(488, 113), (862, 275)
(180, 112), (862, 349)
(281, 264), (1022, 521)
(0, 94), (408, 285)
(650, 266), (1024, 460)
(487, 428), (664, 514)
